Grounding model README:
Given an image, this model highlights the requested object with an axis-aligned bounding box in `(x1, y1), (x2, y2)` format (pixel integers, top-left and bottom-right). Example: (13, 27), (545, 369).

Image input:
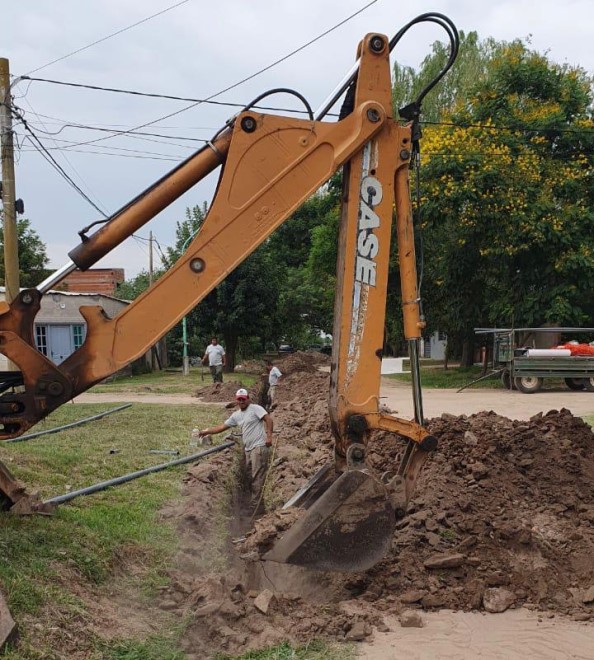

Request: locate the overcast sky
(3, 0), (593, 281)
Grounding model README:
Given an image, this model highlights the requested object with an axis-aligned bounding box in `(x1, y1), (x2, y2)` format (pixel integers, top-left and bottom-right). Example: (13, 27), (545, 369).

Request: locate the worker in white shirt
(202, 336), (226, 383)
(265, 360), (282, 410)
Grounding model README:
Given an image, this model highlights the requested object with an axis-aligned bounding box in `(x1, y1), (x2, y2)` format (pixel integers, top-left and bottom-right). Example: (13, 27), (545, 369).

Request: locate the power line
(20, 110), (218, 132)
(18, 145), (183, 162)
(24, 0), (192, 76)
(39, 0), (378, 151)
(12, 107), (109, 217)
(19, 115), (207, 143)
(22, 97), (109, 213)
(16, 132), (189, 157)
(20, 76), (315, 117)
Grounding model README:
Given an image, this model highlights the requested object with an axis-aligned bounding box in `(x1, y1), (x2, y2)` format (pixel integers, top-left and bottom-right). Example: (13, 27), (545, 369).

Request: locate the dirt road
(359, 609), (594, 659)
(74, 381), (594, 421)
(381, 379), (594, 420)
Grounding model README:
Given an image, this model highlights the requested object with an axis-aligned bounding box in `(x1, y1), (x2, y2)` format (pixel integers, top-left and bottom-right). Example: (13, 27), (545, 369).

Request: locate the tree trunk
(443, 341), (450, 370)
(223, 332), (238, 372)
(460, 337), (475, 368)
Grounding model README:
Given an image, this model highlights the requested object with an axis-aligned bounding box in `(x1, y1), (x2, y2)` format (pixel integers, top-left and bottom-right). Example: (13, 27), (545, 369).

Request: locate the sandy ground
(74, 380), (594, 421)
(359, 609), (594, 659)
(380, 380), (594, 420)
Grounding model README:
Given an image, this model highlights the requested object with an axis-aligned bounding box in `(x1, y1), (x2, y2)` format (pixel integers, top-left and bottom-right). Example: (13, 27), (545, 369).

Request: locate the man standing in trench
(197, 388), (273, 514)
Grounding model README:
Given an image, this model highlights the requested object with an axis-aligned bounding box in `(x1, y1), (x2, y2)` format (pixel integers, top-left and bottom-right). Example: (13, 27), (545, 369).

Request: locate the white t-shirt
(205, 343), (225, 366)
(268, 366), (282, 386)
(224, 403), (268, 451)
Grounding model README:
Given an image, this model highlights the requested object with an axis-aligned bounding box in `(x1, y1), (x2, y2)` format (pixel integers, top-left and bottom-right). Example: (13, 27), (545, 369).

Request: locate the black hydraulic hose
(390, 12), (459, 107)
(4, 404), (133, 443)
(243, 88), (314, 121)
(43, 440), (235, 506)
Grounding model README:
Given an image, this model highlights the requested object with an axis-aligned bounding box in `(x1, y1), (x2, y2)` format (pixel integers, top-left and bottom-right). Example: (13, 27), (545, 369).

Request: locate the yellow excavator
(0, 13), (458, 572)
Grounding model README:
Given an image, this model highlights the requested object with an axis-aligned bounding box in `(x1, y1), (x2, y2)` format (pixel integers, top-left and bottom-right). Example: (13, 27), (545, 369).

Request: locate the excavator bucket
(264, 469), (395, 572)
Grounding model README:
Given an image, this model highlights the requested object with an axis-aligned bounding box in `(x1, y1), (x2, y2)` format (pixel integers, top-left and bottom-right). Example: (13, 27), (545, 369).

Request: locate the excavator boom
(0, 16), (459, 573)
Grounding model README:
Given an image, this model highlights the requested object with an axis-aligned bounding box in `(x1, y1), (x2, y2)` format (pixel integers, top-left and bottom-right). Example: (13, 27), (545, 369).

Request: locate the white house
(423, 330), (447, 360)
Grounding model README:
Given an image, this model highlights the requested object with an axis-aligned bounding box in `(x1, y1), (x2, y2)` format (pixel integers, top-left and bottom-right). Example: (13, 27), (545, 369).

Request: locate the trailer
(475, 327), (594, 394)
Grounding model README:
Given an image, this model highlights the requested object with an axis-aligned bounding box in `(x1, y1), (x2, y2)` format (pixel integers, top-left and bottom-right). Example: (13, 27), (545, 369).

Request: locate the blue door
(48, 325), (73, 365)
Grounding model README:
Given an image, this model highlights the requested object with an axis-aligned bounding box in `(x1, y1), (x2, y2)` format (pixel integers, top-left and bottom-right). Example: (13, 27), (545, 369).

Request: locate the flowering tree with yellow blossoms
(415, 41), (594, 364)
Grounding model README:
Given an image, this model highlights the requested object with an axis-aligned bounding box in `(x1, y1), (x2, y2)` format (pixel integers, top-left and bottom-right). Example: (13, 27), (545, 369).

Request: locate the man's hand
(197, 429), (210, 438)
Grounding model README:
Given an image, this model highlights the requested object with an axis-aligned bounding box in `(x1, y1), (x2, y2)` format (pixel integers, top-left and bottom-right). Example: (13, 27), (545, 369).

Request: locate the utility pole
(0, 58), (20, 305)
(148, 231), (158, 370)
(148, 230), (154, 286)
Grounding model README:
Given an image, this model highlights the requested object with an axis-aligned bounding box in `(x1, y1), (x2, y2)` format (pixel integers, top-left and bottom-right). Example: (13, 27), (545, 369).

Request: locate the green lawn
(0, 402), (228, 658)
(386, 365), (503, 389)
(91, 368), (258, 394)
(220, 641), (355, 660)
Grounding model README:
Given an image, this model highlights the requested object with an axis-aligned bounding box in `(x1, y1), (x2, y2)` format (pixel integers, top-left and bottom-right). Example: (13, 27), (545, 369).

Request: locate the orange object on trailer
(556, 343), (594, 356)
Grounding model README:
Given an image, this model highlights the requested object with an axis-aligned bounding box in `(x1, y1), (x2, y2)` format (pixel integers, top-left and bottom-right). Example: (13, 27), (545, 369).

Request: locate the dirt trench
(158, 352), (594, 658)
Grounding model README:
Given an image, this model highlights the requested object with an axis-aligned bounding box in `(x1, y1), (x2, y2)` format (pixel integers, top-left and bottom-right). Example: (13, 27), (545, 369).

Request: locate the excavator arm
(0, 83), (385, 439)
(0, 16), (459, 573)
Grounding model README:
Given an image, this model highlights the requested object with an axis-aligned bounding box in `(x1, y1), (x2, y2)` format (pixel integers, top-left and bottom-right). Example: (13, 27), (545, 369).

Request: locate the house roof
(0, 287), (130, 304)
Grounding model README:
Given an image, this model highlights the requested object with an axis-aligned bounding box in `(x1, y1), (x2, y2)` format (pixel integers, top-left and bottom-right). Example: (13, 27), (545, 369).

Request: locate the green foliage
(272, 188), (341, 341)
(0, 215), (50, 287)
(414, 38), (594, 361)
(115, 269), (155, 301)
(167, 184), (342, 367)
(392, 31), (500, 122)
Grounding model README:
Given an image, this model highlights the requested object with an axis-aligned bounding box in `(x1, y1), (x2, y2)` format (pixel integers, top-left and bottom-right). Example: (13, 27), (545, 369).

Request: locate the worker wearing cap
(197, 388), (273, 514)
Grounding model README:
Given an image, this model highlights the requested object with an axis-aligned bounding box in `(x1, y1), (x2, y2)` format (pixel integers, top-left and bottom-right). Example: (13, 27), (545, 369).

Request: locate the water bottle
(189, 428), (201, 450)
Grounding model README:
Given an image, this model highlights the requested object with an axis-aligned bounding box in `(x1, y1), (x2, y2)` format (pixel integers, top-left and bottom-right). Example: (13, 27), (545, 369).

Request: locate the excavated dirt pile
(166, 364), (594, 658)
(193, 381), (256, 403)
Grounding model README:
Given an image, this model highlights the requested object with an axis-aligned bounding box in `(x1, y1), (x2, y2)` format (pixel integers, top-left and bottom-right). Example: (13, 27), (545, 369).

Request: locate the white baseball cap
(235, 388), (249, 399)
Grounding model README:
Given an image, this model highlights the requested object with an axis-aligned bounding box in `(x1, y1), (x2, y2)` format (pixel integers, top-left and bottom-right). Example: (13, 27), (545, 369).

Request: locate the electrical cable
(17, 133), (190, 159)
(423, 120), (594, 135)
(20, 117), (207, 142)
(20, 76), (320, 117)
(36, 0), (378, 151)
(24, 0), (192, 76)
(12, 106), (109, 217)
(18, 146), (184, 162)
(22, 97), (109, 214)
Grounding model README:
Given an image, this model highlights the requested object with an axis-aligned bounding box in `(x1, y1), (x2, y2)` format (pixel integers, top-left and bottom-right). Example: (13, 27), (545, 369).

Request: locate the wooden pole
(0, 58), (20, 304)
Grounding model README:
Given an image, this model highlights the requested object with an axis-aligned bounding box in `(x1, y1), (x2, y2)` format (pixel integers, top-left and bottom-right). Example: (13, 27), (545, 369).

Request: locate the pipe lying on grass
(5, 404), (133, 443)
(43, 441), (235, 506)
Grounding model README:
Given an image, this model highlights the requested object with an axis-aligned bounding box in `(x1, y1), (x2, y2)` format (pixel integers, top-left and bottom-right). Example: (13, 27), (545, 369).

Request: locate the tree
(165, 202), (283, 369)
(267, 180), (341, 342)
(416, 40), (594, 364)
(0, 215), (51, 288)
(115, 269), (154, 301)
(392, 31), (499, 123)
